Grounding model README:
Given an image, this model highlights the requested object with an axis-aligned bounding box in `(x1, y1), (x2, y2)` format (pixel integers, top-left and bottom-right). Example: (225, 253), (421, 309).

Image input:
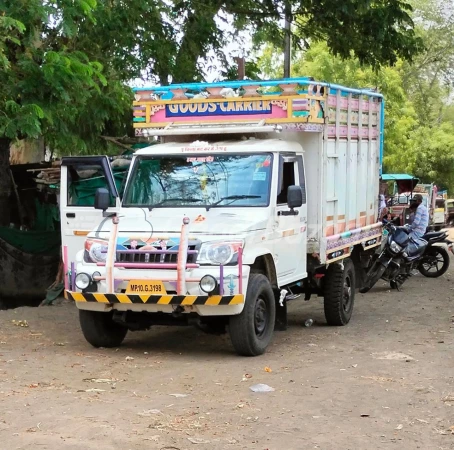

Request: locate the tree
(0, 0), (135, 226)
(133, 0), (422, 83)
(401, 0), (454, 125)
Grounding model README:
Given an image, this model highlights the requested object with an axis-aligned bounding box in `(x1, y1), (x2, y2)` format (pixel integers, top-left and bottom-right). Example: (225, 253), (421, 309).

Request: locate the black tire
(324, 259), (355, 326)
(359, 260), (387, 293)
(79, 309), (128, 348)
(229, 273), (276, 356)
(418, 246), (450, 278)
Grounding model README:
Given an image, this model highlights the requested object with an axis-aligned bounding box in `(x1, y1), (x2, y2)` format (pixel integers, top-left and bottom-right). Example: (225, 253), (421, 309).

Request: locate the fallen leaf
(28, 384), (39, 388)
(169, 393), (188, 398)
(137, 409), (161, 417)
(143, 435), (160, 442)
(188, 437), (210, 444)
(372, 352), (414, 361)
(83, 378), (116, 384)
(396, 424), (403, 430)
(264, 367), (272, 373)
(77, 388), (105, 393)
(125, 356), (134, 361)
(360, 414), (370, 418)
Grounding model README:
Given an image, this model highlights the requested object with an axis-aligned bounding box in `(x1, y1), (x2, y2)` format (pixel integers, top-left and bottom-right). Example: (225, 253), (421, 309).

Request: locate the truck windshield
(122, 153), (272, 209)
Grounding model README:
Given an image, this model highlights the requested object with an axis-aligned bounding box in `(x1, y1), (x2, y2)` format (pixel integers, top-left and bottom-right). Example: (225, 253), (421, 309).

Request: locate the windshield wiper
(207, 195), (261, 210)
(148, 198), (203, 210)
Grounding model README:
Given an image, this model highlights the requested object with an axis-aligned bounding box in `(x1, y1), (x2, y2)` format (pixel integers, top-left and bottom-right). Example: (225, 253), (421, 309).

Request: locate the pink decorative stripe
(327, 96), (380, 112)
(327, 126), (379, 138)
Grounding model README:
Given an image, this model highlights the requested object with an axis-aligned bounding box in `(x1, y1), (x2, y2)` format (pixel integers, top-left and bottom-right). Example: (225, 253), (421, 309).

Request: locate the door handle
(66, 213), (76, 218)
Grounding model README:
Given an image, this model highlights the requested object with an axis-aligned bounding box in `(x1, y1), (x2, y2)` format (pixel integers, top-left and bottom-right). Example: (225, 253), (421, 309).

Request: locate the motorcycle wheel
(418, 246), (450, 278)
(359, 261), (387, 293)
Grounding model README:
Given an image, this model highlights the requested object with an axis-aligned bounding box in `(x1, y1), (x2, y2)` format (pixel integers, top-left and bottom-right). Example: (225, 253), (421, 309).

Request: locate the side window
(67, 163), (118, 207)
(277, 162), (296, 204)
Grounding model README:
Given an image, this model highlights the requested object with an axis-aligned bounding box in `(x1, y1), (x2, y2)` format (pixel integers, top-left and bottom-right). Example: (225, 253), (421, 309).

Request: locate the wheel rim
(422, 251), (445, 273)
(343, 276), (352, 312)
(254, 297), (268, 337)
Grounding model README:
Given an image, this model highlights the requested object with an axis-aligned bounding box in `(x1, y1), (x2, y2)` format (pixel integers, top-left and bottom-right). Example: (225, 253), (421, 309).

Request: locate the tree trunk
(0, 138), (12, 227)
(172, 2), (223, 83)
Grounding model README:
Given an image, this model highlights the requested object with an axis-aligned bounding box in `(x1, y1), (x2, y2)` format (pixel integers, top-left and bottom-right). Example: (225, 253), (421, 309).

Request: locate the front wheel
(324, 259), (355, 326)
(359, 260), (387, 293)
(79, 310), (128, 348)
(229, 273), (276, 356)
(418, 246), (450, 278)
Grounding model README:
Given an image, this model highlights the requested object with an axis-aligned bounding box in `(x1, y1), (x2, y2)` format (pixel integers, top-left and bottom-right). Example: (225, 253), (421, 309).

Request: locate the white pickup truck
(61, 77), (384, 356)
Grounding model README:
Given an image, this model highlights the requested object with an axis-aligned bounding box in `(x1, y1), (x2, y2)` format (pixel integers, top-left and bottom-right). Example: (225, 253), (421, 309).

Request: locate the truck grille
(116, 241), (199, 266)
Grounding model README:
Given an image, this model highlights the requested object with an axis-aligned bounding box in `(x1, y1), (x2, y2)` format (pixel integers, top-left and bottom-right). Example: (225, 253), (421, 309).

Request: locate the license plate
(126, 280), (166, 294)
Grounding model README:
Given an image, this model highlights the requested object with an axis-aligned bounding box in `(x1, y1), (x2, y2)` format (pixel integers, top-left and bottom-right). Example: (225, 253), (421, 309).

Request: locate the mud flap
(274, 288), (287, 331)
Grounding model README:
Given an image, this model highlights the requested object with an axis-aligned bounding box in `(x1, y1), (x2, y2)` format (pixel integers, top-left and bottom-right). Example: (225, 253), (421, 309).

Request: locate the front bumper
(68, 264), (249, 316)
(66, 291), (244, 306)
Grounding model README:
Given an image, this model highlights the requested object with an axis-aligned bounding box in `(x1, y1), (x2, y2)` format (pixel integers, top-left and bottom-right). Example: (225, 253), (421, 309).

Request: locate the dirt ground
(1, 261), (454, 449)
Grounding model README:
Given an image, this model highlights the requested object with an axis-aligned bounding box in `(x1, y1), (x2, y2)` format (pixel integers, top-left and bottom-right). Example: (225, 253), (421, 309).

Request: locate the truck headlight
(84, 239), (109, 264)
(75, 273), (91, 290)
(198, 240), (243, 265)
(199, 275), (218, 293)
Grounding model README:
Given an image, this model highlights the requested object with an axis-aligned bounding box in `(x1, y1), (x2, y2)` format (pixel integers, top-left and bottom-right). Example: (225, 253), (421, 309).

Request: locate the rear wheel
(229, 273), (276, 356)
(79, 310), (128, 348)
(418, 246), (450, 278)
(324, 259), (355, 326)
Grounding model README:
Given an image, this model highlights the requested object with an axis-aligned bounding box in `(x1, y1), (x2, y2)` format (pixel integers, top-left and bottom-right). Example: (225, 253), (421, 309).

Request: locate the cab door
(60, 156), (122, 265)
(273, 154), (308, 285)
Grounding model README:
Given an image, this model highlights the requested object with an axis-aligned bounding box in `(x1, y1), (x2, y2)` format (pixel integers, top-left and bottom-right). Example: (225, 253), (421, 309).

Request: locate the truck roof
(134, 138), (303, 156)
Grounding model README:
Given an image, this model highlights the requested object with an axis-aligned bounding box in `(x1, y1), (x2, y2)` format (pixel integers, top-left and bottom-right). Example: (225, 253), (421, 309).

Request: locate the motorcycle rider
(407, 193), (429, 247)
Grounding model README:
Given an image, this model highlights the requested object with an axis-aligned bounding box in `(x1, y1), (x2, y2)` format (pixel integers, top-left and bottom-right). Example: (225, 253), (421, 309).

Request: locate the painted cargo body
(62, 77), (384, 356)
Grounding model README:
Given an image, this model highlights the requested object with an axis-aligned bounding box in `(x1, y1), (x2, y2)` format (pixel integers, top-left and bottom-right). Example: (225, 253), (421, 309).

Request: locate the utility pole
(235, 57), (245, 80)
(283, 2), (292, 78)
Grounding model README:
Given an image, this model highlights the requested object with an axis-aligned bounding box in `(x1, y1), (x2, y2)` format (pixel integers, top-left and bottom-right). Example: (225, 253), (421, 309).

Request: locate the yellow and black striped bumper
(66, 291), (244, 306)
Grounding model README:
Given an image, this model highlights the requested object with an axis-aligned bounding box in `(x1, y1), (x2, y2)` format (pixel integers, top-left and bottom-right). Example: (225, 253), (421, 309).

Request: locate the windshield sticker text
(181, 146), (227, 153)
(253, 172), (267, 181)
(187, 156), (214, 163)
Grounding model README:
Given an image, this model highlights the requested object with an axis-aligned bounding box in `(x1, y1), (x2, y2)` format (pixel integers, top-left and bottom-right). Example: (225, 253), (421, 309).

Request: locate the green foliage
(0, 0), (133, 155)
(257, 19), (454, 192)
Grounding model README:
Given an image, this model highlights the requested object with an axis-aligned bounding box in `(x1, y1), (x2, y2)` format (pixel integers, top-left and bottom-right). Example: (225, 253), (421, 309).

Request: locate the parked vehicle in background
(446, 199), (454, 227)
(386, 181), (446, 230)
(433, 197), (446, 231)
(60, 77), (385, 356)
(360, 222), (453, 292)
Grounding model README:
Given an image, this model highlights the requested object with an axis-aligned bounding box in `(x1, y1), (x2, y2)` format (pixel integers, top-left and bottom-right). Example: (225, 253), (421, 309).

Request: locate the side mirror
(94, 188), (111, 211)
(287, 185), (303, 208)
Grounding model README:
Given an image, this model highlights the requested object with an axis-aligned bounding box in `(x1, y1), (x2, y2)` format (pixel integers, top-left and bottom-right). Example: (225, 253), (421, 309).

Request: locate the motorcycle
(360, 221), (454, 293)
